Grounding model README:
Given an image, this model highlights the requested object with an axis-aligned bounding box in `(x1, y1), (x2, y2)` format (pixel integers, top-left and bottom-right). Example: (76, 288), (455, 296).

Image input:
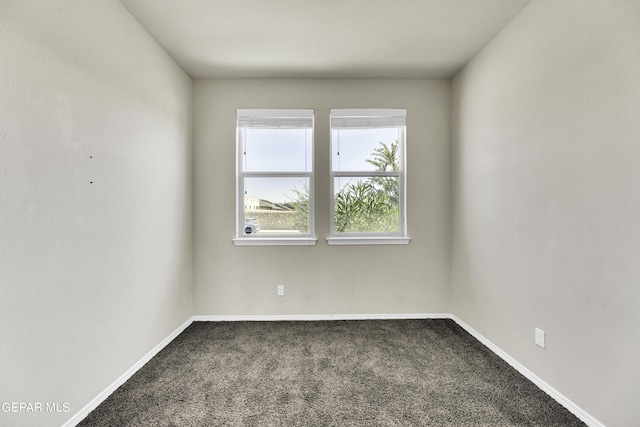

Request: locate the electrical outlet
(277, 285), (285, 297)
(535, 328), (545, 348)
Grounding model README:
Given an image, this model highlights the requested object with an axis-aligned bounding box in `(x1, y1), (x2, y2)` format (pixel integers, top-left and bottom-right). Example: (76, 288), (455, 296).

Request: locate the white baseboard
(65, 313), (602, 427)
(449, 315), (604, 427)
(63, 317), (194, 427)
(192, 313), (451, 322)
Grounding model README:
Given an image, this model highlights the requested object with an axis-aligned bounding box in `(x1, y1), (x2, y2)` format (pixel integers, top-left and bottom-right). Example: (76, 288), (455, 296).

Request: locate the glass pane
(334, 176), (399, 233)
(244, 128), (312, 172)
(244, 177), (310, 235)
(332, 128), (400, 172)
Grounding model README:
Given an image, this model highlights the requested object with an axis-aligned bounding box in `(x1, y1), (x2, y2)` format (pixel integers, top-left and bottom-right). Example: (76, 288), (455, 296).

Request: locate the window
(235, 109), (316, 245)
(328, 109), (409, 245)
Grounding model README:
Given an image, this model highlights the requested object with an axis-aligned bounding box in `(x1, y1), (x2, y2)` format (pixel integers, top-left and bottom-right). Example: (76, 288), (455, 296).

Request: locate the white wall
(193, 79), (450, 316)
(0, 1), (193, 426)
(451, 1), (640, 425)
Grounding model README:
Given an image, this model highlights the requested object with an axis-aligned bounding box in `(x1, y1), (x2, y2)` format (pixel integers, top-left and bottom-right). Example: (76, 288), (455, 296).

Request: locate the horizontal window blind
(237, 109), (314, 129)
(330, 108), (406, 129)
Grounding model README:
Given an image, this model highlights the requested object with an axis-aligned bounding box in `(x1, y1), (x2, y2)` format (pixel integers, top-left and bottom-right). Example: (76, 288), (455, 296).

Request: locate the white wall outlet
(535, 328), (545, 348)
(277, 285), (285, 296)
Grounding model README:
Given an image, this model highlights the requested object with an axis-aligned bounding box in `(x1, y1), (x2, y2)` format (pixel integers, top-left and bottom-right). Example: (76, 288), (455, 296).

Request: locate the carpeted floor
(79, 319), (585, 426)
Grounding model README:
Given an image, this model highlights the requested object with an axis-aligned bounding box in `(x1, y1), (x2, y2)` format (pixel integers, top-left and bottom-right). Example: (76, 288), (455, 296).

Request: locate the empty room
(1, 0), (639, 426)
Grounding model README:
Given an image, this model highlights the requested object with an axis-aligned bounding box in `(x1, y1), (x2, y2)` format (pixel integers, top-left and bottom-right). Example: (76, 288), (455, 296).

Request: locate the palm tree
(366, 140), (399, 205)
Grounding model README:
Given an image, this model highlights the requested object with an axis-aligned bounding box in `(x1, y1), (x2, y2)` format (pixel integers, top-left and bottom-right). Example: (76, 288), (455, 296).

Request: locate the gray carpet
(79, 320), (584, 426)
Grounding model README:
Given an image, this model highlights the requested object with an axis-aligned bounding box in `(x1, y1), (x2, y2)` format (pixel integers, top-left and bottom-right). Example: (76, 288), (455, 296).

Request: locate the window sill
(233, 237), (318, 246)
(326, 236), (411, 245)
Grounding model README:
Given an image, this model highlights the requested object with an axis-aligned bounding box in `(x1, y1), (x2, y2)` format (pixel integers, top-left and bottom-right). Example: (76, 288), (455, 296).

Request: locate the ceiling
(119, 0), (531, 79)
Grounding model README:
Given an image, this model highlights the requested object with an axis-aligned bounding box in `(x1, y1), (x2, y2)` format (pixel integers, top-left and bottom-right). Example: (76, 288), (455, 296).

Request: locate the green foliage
(366, 140), (400, 205)
(334, 140), (400, 233)
(286, 140), (400, 234)
(334, 180), (398, 233)
(287, 185), (310, 233)
(366, 140), (399, 171)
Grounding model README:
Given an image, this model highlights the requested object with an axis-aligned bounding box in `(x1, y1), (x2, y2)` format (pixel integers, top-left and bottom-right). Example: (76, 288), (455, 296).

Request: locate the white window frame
(234, 109), (316, 246)
(328, 108), (410, 245)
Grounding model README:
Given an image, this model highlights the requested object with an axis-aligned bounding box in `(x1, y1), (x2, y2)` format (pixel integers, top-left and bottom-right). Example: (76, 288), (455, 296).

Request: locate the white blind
(330, 108), (406, 129)
(237, 109), (314, 129)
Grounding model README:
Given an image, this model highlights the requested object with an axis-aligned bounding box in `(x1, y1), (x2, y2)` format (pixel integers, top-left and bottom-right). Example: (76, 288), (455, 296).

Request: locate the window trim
(233, 237), (318, 246)
(328, 109), (408, 244)
(234, 109), (315, 246)
(326, 236), (410, 245)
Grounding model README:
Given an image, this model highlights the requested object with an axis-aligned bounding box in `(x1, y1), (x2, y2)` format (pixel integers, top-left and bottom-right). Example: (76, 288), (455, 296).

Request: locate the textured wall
(451, 1), (640, 425)
(193, 79), (451, 316)
(0, 1), (193, 426)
